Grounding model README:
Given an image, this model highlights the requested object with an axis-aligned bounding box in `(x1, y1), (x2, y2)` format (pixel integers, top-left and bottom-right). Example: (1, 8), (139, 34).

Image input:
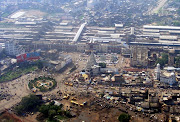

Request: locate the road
(150, 0), (168, 14)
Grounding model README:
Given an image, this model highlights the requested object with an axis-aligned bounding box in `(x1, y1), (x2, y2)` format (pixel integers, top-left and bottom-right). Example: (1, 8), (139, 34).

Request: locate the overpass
(72, 23), (86, 42)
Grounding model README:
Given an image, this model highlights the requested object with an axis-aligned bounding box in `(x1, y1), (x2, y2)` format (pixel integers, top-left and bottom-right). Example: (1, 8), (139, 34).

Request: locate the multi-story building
(130, 46), (149, 67)
(5, 40), (25, 56)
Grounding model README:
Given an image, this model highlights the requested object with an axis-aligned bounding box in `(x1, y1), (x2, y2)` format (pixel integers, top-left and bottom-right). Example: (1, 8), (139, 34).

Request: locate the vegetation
(37, 60), (43, 69)
(175, 56), (180, 68)
(0, 50), (7, 60)
(39, 101), (72, 121)
(0, 65), (37, 83)
(118, 113), (131, 122)
(156, 53), (168, 68)
(99, 63), (106, 68)
(173, 21), (180, 26)
(14, 94), (41, 115)
(28, 76), (57, 92)
(0, 61), (43, 83)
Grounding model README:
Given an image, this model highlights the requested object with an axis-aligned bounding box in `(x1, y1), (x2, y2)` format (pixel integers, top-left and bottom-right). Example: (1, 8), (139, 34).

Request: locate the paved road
(150, 0), (168, 14)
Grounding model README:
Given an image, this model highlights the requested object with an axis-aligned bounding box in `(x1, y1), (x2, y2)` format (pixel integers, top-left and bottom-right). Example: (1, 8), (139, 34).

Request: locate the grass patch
(0, 66), (38, 83)
(28, 76), (57, 92)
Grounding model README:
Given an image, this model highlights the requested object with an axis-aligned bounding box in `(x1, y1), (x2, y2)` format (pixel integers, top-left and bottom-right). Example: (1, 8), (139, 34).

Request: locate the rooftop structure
(115, 24), (123, 28)
(143, 25), (180, 30)
(10, 11), (26, 19)
(129, 42), (180, 47)
(164, 67), (180, 71)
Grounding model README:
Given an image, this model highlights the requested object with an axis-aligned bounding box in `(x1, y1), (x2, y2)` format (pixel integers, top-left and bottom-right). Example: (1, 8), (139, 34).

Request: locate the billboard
(16, 52), (40, 62)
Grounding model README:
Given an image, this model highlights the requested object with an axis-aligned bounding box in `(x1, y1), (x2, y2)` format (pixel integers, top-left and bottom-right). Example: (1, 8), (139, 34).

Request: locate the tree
(118, 113), (131, 122)
(99, 63), (106, 68)
(161, 53), (168, 64)
(39, 101), (69, 121)
(39, 105), (49, 116)
(175, 56), (180, 68)
(14, 94), (41, 115)
(37, 61), (43, 69)
(156, 58), (165, 68)
(48, 110), (56, 120)
(156, 53), (168, 68)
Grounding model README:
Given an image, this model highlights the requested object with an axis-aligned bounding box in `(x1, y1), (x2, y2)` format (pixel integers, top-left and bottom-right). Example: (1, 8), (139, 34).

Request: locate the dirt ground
(0, 112), (22, 122)
(69, 108), (121, 122)
(0, 52), (154, 122)
(24, 10), (46, 17)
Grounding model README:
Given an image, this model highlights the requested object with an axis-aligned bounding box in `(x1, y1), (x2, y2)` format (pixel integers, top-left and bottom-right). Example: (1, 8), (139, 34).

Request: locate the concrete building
(130, 46), (149, 67)
(160, 72), (176, 86)
(5, 40), (25, 56)
(155, 64), (177, 85)
(168, 49), (175, 66)
(142, 25), (180, 42)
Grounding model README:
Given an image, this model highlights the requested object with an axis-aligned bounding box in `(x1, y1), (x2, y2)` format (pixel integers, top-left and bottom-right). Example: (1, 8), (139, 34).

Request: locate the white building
(5, 40), (25, 56)
(155, 63), (176, 85)
(160, 72), (176, 85)
(87, 0), (99, 8)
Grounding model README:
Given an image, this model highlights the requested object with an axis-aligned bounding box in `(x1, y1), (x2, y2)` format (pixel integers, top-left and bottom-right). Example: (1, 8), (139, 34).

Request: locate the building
(142, 25), (180, 42)
(5, 40), (25, 56)
(155, 64), (176, 85)
(44, 55), (72, 72)
(87, 0), (99, 8)
(160, 72), (176, 86)
(130, 46), (149, 67)
(16, 52), (40, 63)
(168, 49), (175, 66)
(85, 52), (100, 76)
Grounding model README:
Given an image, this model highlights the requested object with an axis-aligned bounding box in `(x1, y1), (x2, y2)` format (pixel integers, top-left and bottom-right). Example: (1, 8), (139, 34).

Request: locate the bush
(14, 94), (41, 115)
(39, 101), (69, 121)
(99, 63), (106, 68)
(118, 113), (131, 122)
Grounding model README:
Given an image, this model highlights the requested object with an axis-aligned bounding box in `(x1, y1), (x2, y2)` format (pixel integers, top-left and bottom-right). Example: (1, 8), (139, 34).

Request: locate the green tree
(156, 58), (165, 68)
(99, 63), (106, 68)
(37, 61), (43, 69)
(64, 111), (72, 118)
(14, 94), (41, 115)
(39, 104), (50, 116)
(162, 53), (168, 64)
(173, 21), (180, 26)
(156, 53), (168, 68)
(39, 101), (68, 121)
(175, 56), (180, 68)
(48, 109), (56, 120)
(118, 113), (131, 122)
